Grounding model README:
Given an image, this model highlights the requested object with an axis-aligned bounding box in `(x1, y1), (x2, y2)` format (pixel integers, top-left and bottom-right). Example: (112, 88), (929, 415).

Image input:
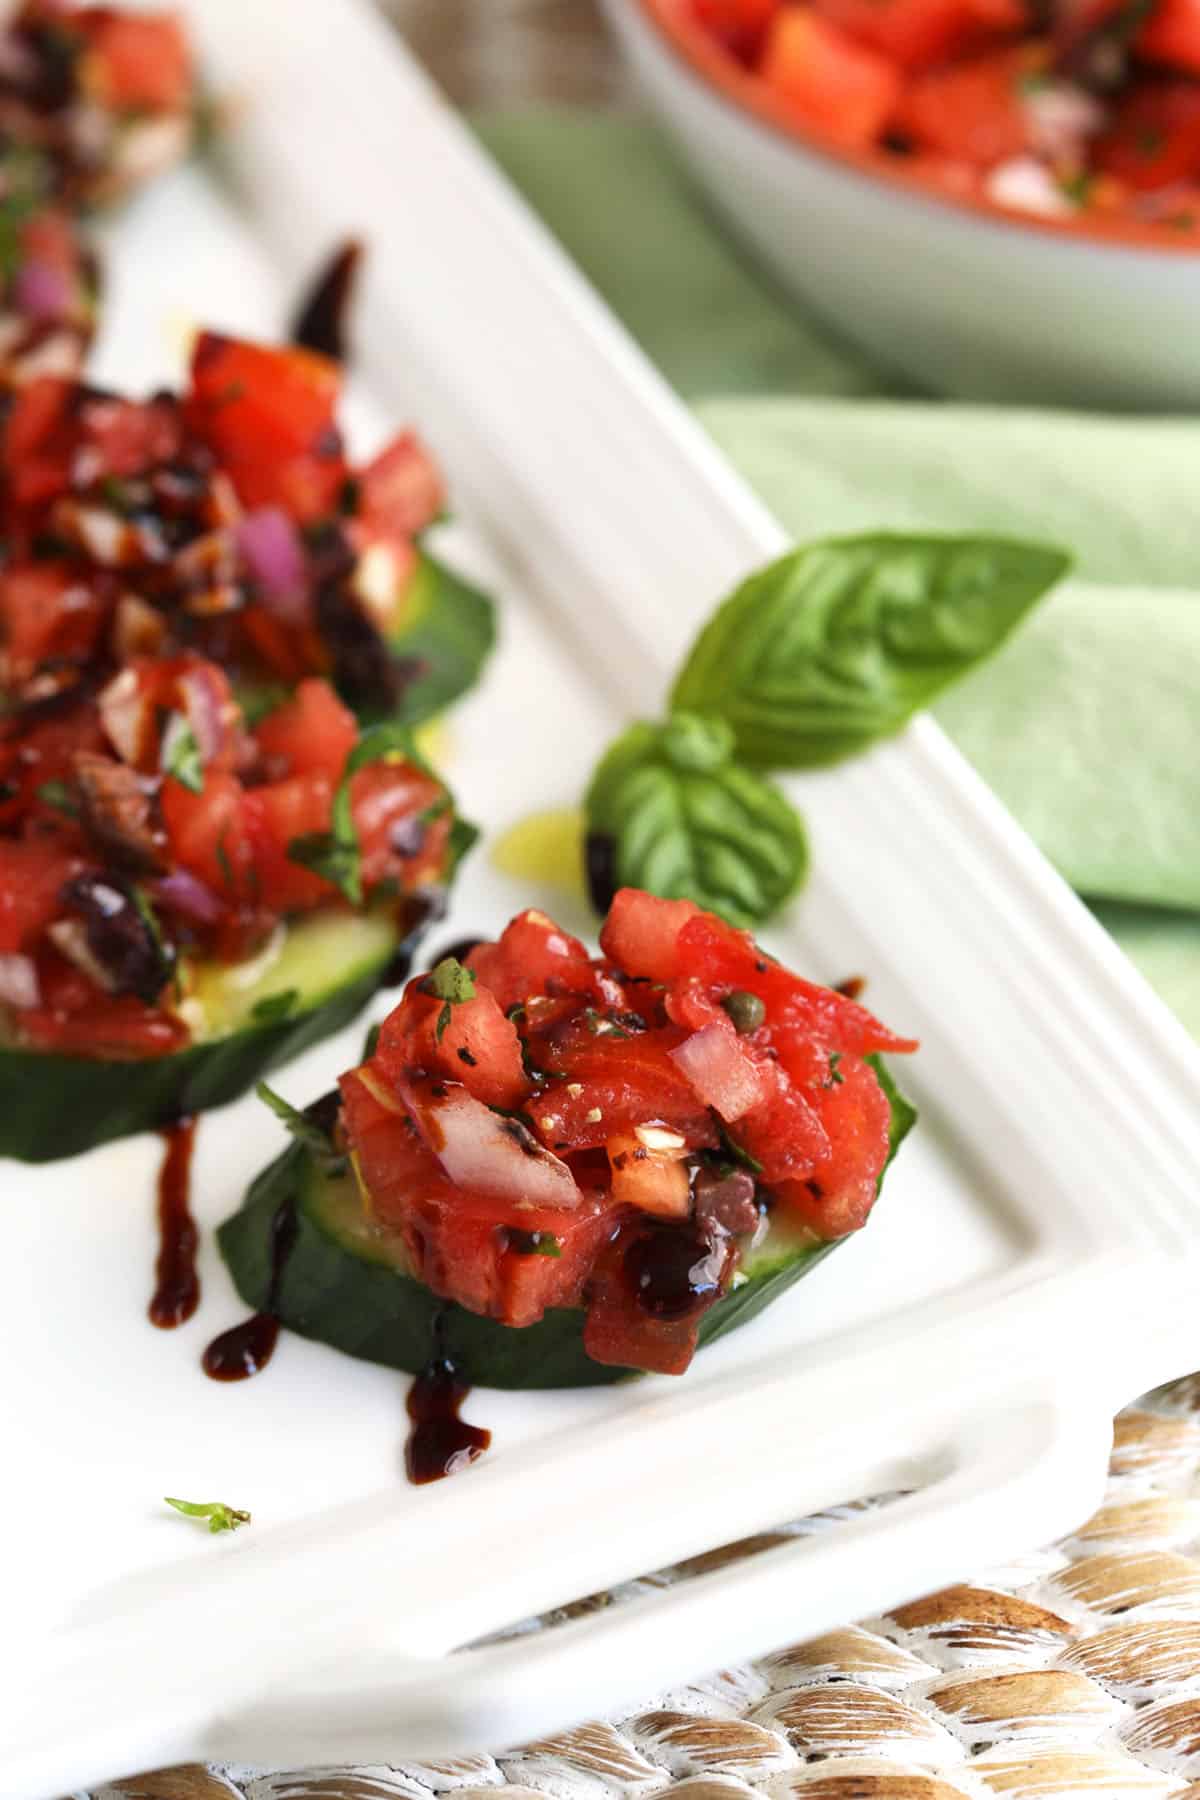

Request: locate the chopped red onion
(12, 259), (73, 321)
(0, 954), (40, 1011)
(236, 507), (310, 625)
(152, 869), (224, 925)
(99, 667), (154, 765)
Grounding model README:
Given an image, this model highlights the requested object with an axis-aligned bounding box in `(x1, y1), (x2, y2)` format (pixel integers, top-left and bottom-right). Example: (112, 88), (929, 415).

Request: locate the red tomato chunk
(338, 892), (917, 1377)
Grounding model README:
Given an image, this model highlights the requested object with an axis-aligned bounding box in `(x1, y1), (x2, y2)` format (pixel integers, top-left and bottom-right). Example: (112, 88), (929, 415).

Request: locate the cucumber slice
(234, 550), (495, 731)
(377, 548), (496, 729)
(218, 1059), (916, 1389)
(0, 911), (412, 1164)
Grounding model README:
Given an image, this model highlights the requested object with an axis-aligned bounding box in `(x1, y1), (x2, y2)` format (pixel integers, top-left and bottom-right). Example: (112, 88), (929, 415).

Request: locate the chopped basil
(161, 714), (204, 794)
(426, 955), (476, 1042)
(505, 1229), (562, 1258)
(287, 719), (460, 907)
(165, 1496), (251, 1535)
(826, 1051), (844, 1088)
(36, 778), (78, 817)
(257, 1080), (345, 1169)
(717, 1122), (764, 1176)
(250, 989), (300, 1024)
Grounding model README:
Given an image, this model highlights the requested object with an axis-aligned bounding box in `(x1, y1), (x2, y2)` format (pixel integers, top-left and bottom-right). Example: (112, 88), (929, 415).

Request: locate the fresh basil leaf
(585, 714), (807, 929)
(256, 1080), (345, 1168)
(165, 1496), (251, 1534)
(286, 828), (361, 904)
(161, 713), (204, 794)
(371, 547), (497, 728)
(670, 535), (1071, 769)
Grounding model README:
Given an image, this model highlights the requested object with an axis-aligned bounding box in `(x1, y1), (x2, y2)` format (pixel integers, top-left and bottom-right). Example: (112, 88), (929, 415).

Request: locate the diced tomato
(160, 769), (254, 899)
(242, 774), (336, 912)
(358, 432), (445, 540)
(895, 44), (1042, 163)
(533, 1032), (720, 1152)
(757, 8), (903, 147)
(1138, 0), (1200, 73)
(696, 0), (781, 33)
(1094, 80), (1200, 187)
(349, 759), (450, 894)
(730, 1057), (831, 1182)
(78, 391), (182, 479)
(79, 8), (193, 112)
(466, 908), (597, 1012)
(375, 981), (528, 1111)
(778, 1053), (893, 1236)
(18, 992), (188, 1057)
(582, 1220), (737, 1376)
(0, 838), (80, 953)
(0, 562), (108, 684)
(598, 889), (700, 982)
(1, 377), (73, 512)
(813, 0), (1026, 69)
(186, 333), (347, 522)
(253, 678), (357, 782)
(340, 1065), (609, 1328)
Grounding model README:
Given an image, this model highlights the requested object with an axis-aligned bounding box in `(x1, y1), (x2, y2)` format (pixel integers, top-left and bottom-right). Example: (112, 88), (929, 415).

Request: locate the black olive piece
(693, 1165), (760, 1237)
(58, 871), (175, 1006)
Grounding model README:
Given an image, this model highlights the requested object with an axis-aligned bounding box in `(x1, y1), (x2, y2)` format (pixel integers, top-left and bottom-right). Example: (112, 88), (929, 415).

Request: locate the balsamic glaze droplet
(834, 975), (866, 1000)
(426, 936), (482, 970)
(585, 830), (618, 916)
(149, 1116), (199, 1329)
(291, 238), (363, 360)
(624, 1221), (726, 1321)
(200, 1120), (305, 1382)
(202, 1312), (280, 1382)
(405, 1356), (491, 1485)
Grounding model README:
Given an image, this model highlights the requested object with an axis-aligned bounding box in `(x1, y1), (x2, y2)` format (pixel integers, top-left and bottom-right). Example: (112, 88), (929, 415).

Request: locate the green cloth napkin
(478, 111), (1200, 1037)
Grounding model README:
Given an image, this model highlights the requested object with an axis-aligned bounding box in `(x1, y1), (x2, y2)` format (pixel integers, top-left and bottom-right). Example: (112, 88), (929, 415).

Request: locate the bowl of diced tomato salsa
(601, 0), (1200, 406)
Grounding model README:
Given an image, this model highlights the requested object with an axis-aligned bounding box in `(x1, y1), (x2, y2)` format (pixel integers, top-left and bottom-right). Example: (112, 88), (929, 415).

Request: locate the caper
(721, 990), (765, 1035)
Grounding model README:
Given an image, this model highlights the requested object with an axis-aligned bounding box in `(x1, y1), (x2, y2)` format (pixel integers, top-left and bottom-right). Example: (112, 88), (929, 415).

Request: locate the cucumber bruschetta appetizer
(0, 2), (196, 382)
(0, 334), (494, 725)
(221, 890), (916, 1386)
(1, 2), (196, 208)
(0, 668), (471, 1161)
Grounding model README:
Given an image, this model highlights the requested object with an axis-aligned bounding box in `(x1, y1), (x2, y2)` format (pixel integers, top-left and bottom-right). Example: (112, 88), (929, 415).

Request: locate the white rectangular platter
(4, 2), (1200, 1792)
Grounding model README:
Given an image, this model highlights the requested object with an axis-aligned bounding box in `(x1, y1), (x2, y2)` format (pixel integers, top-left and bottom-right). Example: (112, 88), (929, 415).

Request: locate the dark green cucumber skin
(0, 958), (397, 1165)
(218, 1060), (916, 1391)
(373, 550), (496, 729)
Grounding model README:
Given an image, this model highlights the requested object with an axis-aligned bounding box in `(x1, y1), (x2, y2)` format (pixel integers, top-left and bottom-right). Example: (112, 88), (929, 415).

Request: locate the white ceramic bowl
(600, 0), (1200, 408)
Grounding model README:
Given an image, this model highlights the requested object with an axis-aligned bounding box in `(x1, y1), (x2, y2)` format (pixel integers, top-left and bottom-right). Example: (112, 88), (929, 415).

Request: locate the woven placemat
(92, 1372), (1200, 1800)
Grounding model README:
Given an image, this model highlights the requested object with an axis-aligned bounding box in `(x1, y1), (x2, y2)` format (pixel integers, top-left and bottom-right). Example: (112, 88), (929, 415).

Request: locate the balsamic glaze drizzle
(148, 1116), (200, 1329)
(405, 1355), (491, 1485)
